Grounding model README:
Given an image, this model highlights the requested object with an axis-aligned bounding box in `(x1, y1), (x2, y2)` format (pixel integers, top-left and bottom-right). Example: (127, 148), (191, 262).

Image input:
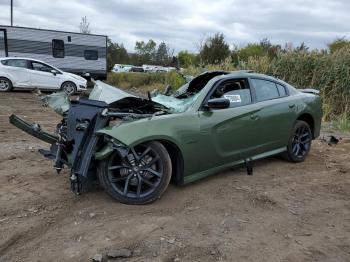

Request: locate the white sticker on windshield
(224, 95), (241, 103)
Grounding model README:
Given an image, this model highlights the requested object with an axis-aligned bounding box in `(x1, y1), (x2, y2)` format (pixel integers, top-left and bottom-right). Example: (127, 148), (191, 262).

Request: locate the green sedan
(10, 71), (322, 204)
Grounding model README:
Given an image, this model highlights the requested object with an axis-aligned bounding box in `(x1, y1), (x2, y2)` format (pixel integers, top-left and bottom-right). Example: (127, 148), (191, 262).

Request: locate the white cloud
(0, 0), (349, 52)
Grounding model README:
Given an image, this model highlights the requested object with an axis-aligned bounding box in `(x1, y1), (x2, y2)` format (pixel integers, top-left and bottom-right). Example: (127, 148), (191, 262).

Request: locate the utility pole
(11, 0), (13, 26)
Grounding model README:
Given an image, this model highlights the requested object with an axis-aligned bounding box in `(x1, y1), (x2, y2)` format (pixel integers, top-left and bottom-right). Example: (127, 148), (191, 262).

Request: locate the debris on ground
(92, 253), (103, 262)
(107, 248), (132, 259)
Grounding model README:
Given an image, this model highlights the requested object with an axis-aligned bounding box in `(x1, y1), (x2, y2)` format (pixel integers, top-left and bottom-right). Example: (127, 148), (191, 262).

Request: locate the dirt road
(0, 91), (350, 262)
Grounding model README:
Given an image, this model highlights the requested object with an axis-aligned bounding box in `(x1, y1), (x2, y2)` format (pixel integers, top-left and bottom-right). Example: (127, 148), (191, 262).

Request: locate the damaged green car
(10, 71), (322, 204)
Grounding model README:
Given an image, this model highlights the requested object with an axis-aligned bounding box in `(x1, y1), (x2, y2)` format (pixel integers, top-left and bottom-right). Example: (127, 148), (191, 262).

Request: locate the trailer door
(0, 29), (8, 57)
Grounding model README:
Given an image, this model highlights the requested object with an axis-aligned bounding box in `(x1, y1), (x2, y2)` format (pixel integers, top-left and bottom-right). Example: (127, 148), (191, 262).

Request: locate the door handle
(289, 104), (296, 108)
(250, 114), (259, 121)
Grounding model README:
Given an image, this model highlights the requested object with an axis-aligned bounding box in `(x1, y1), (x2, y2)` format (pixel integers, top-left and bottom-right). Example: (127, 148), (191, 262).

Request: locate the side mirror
(51, 70), (57, 75)
(205, 98), (230, 110)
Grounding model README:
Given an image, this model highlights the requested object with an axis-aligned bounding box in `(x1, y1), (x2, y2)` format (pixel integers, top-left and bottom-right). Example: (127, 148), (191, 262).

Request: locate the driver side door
(28, 60), (60, 89)
(197, 78), (261, 171)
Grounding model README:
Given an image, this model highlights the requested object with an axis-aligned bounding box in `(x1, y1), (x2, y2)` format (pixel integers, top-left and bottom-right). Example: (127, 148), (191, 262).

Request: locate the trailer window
(52, 39), (65, 58)
(84, 50), (98, 60)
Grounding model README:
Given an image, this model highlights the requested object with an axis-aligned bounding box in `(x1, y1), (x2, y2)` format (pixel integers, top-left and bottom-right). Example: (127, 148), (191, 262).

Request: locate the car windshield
(151, 71), (228, 113)
(151, 92), (202, 113)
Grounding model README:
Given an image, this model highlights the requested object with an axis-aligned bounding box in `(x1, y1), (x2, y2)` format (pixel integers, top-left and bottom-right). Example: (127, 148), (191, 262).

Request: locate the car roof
(0, 57), (46, 63)
(207, 70), (283, 84)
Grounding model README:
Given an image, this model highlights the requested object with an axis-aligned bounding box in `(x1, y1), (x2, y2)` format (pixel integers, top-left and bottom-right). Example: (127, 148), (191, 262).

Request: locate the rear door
(249, 78), (297, 152)
(28, 60), (60, 89)
(0, 29), (8, 57)
(1, 59), (31, 87)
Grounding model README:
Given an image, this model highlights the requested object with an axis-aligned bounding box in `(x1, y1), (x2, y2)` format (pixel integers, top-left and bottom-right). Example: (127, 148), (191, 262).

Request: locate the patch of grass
(106, 71), (185, 93)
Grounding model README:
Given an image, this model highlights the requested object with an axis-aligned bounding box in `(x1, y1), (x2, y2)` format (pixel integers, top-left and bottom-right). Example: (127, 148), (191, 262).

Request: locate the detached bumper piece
(9, 114), (58, 144)
(65, 99), (109, 194)
(9, 99), (109, 195)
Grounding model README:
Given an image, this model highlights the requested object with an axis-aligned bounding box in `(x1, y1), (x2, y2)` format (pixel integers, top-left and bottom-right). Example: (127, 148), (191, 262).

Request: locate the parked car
(111, 64), (133, 73)
(129, 66), (144, 72)
(0, 57), (87, 94)
(10, 71), (322, 205)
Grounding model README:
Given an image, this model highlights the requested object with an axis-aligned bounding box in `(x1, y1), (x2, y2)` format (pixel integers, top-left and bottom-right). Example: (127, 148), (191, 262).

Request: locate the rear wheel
(61, 81), (76, 95)
(98, 141), (172, 205)
(283, 120), (312, 162)
(0, 77), (13, 92)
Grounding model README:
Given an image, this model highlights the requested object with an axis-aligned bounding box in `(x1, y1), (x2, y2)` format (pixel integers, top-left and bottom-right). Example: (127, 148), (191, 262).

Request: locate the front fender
(96, 114), (189, 148)
(95, 112), (201, 177)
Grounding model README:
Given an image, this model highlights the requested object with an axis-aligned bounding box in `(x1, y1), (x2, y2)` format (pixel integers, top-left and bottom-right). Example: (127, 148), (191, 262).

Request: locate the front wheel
(98, 141), (172, 205)
(61, 81), (77, 95)
(283, 120), (312, 162)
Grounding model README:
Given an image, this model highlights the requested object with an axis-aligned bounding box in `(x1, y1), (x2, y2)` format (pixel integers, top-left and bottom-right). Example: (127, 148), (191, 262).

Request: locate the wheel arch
(297, 113), (315, 138)
(95, 132), (185, 186)
(60, 80), (77, 89)
(0, 76), (13, 85)
(156, 139), (185, 186)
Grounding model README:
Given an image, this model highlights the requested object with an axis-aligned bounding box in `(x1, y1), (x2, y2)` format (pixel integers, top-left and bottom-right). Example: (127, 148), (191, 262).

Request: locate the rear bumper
(9, 114), (58, 144)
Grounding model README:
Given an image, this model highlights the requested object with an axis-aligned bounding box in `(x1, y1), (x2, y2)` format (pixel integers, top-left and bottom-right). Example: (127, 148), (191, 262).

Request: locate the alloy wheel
(292, 125), (311, 158)
(62, 82), (76, 95)
(0, 79), (10, 91)
(107, 145), (163, 199)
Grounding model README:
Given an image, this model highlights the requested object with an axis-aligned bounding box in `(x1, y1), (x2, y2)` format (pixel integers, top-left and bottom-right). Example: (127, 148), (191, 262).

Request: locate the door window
(30, 61), (54, 73)
(251, 79), (280, 102)
(2, 59), (28, 68)
(210, 79), (252, 108)
(276, 83), (287, 96)
(52, 39), (65, 58)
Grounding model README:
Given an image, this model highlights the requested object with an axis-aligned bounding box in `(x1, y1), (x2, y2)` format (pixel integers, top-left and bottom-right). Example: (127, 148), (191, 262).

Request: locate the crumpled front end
(9, 81), (171, 195)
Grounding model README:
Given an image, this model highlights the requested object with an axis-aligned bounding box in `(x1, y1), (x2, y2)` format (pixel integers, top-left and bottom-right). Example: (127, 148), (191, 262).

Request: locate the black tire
(61, 81), (77, 95)
(98, 141), (172, 205)
(283, 120), (312, 162)
(0, 77), (13, 92)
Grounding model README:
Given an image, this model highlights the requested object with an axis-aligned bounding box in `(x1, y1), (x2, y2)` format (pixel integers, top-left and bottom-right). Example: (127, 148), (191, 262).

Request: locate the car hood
(89, 81), (196, 113)
(42, 81), (198, 116)
(89, 80), (138, 103)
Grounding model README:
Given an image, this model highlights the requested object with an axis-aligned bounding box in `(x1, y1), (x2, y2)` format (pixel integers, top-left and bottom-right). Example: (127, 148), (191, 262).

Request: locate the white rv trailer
(0, 25), (107, 80)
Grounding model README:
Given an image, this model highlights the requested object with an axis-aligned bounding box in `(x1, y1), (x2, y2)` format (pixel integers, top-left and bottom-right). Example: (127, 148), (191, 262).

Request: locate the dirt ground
(0, 91), (350, 262)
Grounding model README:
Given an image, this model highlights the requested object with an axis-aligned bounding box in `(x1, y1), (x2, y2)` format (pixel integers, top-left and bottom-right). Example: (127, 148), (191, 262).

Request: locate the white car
(0, 57), (87, 94)
(111, 64), (133, 73)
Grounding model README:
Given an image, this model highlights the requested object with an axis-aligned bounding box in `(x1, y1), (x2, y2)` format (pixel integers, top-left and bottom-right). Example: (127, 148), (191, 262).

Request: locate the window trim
(52, 39), (65, 58)
(248, 77), (289, 103)
(84, 49), (98, 60)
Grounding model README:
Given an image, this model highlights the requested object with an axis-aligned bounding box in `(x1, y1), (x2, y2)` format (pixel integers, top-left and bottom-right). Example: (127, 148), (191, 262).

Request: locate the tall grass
(239, 47), (350, 121)
(107, 71), (185, 93)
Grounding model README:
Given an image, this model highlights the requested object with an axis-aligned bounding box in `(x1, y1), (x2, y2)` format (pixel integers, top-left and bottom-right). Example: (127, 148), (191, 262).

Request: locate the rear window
(84, 50), (98, 60)
(251, 78), (280, 102)
(1, 59), (28, 68)
(52, 39), (65, 58)
(277, 84), (287, 96)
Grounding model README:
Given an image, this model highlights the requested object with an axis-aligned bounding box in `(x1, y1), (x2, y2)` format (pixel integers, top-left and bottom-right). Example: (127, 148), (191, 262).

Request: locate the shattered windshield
(151, 71), (228, 113)
(151, 92), (201, 113)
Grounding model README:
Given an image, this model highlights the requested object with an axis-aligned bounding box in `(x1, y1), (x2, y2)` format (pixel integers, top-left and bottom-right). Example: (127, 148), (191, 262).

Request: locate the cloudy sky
(0, 0), (349, 52)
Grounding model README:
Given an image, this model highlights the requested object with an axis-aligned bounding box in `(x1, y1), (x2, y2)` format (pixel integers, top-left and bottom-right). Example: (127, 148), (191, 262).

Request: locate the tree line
(78, 17), (350, 70)
(107, 33), (350, 70)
